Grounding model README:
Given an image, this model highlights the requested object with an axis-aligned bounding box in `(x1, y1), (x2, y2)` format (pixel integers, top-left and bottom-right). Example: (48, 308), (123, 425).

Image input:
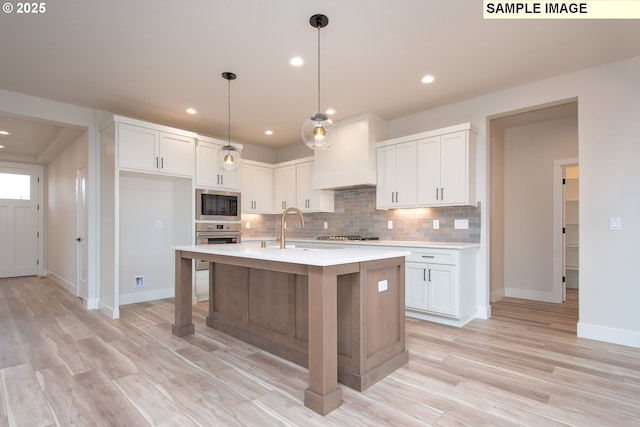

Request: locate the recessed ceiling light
(0, 130), (10, 135)
(290, 57), (303, 67)
(325, 108), (335, 115)
(421, 75), (435, 84)
(265, 130), (273, 135)
(186, 108), (197, 114)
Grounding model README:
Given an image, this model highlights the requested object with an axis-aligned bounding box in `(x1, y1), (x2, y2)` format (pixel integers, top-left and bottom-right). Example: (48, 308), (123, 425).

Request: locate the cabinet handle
(421, 255), (435, 259)
(156, 157), (159, 168)
(441, 187), (444, 200)
(221, 175), (224, 185)
(428, 268), (432, 282)
(423, 268), (426, 281)
(436, 188), (439, 200)
(391, 192), (395, 203)
(161, 157), (164, 169)
(395, 192), (399, 203)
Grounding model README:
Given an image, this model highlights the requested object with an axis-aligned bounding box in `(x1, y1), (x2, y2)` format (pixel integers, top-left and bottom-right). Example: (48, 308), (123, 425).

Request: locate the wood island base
(172, 249), (407, 415)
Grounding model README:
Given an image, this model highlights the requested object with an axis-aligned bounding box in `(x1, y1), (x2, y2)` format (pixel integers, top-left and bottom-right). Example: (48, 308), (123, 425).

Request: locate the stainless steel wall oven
(194, 222), (241, 270)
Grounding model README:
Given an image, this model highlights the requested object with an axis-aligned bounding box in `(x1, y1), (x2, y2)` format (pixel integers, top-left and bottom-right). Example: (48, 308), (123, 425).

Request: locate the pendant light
(217, 72), (242, 171)
(302, 14), (336, 150)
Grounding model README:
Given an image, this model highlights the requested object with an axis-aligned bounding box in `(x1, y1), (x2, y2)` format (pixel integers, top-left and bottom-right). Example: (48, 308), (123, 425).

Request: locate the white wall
(388, 56), (640, 348)
(503, 118), (577, 301)
(45, 133), (87, 292)
(118, 174), (190, 304)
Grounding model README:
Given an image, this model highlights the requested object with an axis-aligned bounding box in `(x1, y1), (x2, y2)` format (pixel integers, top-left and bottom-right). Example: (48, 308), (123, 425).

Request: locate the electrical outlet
(610, 217), (621, 230)
(155, 220), (162, 229)
(433, 219), (440, 229)
(245, 221), (251, 229)
(134, 275), (144, 289)
(387, 220), (393, 230)
(378, 280), (388, 292)
(323, 221), (328, 229)
(454, 219), (469, 229)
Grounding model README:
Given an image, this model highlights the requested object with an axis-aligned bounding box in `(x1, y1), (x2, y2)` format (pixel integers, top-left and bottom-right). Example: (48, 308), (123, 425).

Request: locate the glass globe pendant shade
(302, 113), (335, 150)
(217, 145), (242, 171)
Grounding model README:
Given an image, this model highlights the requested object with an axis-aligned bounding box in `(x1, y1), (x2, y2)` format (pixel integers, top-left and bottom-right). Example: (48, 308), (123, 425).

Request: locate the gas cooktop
(316, 235), (379, 241)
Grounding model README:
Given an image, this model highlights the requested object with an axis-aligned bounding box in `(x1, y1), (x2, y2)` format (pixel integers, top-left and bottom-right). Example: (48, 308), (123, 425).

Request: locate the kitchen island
(172, 244), (409, 415)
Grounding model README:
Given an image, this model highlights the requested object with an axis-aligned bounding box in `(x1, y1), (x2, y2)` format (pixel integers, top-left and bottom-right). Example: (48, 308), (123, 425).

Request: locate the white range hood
(312, 113), (388, 190)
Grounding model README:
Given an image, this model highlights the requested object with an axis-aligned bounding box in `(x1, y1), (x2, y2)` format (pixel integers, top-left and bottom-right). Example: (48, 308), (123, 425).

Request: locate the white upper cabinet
(196, 136), (240, 191)
(297, 160), (334, 213)
(274, 165), (297, 212)
(376, 123), (477, 209)
(118, 122), (195, 177)
(376, 142), (417, 208)
(417, 131), (471, 206)
(240, 161), (273, 214)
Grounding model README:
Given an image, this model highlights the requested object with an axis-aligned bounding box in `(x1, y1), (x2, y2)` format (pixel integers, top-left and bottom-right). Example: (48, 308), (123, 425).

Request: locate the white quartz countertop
(174, 243), (410, 267)
(242, 237), (480, 250)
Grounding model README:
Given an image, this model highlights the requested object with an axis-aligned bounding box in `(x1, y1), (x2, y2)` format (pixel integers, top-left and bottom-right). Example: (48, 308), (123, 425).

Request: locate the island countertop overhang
(173, 243), (410, 267)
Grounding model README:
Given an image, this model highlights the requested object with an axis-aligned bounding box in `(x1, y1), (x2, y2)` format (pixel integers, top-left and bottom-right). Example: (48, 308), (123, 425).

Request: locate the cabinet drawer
(406, 250), (455, 264)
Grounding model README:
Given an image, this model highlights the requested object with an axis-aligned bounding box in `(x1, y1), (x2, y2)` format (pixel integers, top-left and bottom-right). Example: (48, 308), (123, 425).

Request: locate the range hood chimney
(312, 113), (388, 190)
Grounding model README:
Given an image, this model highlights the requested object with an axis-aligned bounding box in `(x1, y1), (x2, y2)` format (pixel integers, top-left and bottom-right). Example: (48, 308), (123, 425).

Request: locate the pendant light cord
(317, 24), (321, 115)
(227, 78), (231, 148)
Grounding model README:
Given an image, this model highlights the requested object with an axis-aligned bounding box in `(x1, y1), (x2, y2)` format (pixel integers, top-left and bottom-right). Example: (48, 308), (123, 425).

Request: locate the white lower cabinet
(406, 262), (456, 316)
(404, 247), (477, 326)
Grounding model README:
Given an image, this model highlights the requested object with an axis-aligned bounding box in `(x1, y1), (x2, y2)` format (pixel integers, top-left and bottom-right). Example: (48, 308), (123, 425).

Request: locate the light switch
(245, 221), (251, 229)
(610, 217), (621, 230)
(378, 280), (388, 292)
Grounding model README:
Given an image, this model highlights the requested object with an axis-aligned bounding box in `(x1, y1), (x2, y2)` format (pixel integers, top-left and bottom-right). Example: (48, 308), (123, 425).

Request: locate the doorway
(490, 101), (578, 304)
(0, 163), (43, 278)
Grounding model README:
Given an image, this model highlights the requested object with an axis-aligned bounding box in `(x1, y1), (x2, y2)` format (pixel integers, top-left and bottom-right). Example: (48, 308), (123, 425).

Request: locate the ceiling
(1, 0), (640, 160)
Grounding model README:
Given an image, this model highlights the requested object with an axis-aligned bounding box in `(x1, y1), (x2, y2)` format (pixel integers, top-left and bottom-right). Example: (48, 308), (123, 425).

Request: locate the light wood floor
(1, 277), (639, 426)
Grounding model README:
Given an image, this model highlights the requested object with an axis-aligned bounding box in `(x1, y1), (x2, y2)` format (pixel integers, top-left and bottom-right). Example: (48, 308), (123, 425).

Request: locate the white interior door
(76, 167), (88, 298)
(0, 165), (41, 278)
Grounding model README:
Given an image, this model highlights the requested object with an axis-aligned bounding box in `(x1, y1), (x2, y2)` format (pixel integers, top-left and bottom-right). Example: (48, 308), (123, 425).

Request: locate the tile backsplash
(241, 187), (480, 243)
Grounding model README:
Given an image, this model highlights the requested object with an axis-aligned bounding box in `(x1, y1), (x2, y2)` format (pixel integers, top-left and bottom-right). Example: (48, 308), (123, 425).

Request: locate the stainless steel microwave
(195, 189), (241, 221)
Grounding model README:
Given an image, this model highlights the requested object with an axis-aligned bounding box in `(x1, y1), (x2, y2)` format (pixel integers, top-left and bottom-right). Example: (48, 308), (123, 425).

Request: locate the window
(0, 172), (31, 200)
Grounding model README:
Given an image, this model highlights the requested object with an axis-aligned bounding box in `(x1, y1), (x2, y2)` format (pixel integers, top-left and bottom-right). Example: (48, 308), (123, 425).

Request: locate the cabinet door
(439, 131), (467, 205)
(405, 262), (429, 310)
(159, 132), (194, 176)
(394, 142), (417, 206)
(296, 161), (313, 211)
(196, 142), (221, 187)
(427, 264), (457, 316)
(252, 166), (274, 213)
(376, 145), (397, 208)
(274, 165), (296, 212)
(416, 136), (441, 205)
(239, 164), (254, 212)
(118, 123), (159, 172)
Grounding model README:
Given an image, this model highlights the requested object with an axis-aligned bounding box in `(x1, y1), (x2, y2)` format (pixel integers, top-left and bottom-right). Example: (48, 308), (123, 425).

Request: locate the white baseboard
(490, 288), (505, 302)
(578, 322), (640, 349)
(84, 298), (99, 310)
(120, 288), (175, 305)
(504, 287), (560, 303)
(99, 303), (120, 320)
(475, 304), (491, 320)
(48, 273), (76, 296)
